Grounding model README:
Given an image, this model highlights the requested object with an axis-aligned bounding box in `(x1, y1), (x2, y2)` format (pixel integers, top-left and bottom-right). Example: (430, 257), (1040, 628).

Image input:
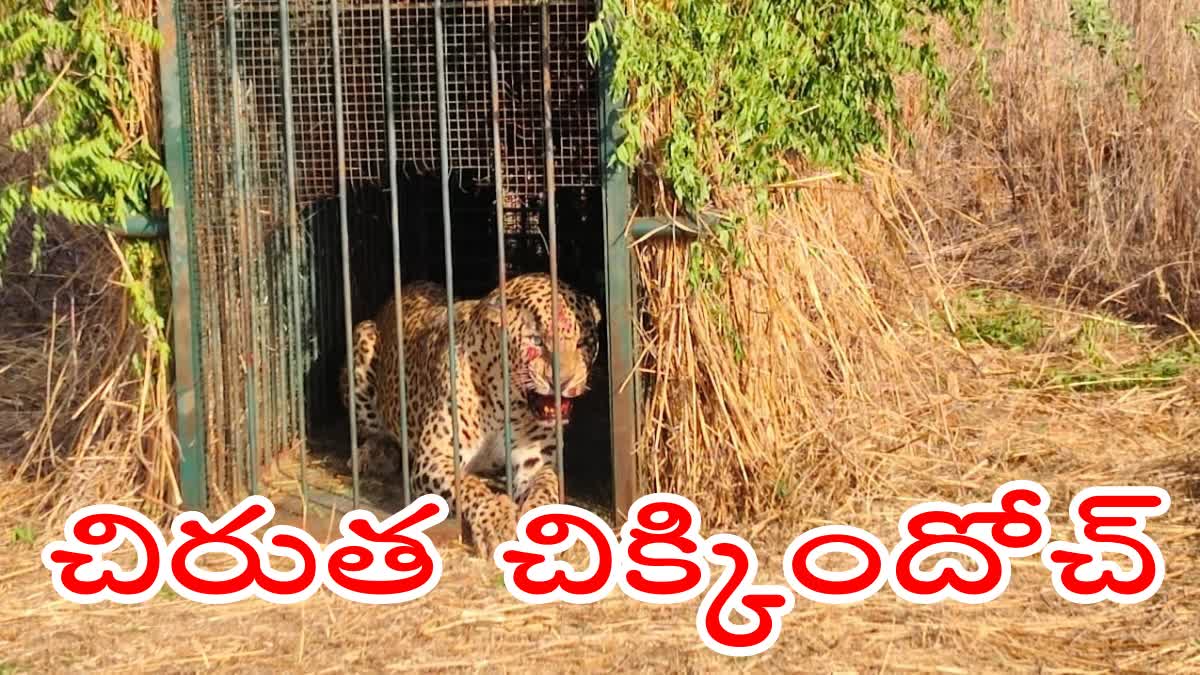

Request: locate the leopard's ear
(482, 290), (524, 328)
(588, 295), (602, 327)
(482, 291), (504, 325)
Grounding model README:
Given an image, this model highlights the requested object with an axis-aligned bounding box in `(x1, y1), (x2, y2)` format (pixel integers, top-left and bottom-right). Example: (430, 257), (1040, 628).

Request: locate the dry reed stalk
(903, 0), (1200, 324)
(116, 0), (162, 170)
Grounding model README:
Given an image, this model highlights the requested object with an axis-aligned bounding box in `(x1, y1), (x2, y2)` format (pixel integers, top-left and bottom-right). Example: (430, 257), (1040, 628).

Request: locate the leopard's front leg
(518, 464), (560, 516)
(414, 413), (518, 558)
(458, 476), (517, 558)
(458, 451), (558, 557)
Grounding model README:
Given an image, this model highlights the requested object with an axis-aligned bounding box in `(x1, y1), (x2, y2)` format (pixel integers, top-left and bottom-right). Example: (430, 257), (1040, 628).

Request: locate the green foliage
(589, 0), (998, 316)
(1033, 340), (1199, 392)
(122, 239), (172, 363)
(942, 290), (1200, 392)
(686, 213), (747, 293)
(0, 0), (169, 273)
(1069, 0), (1131, 55)
(588, 0), (998, 213)
(1068, 0), (1143, 104)
(1028, 315), (1200, 392)
(945, 289), (1046, 350)
(1073, 314), (1139, 365)
(1186, 17), (1200, 43)
(9, 523), (36, 545)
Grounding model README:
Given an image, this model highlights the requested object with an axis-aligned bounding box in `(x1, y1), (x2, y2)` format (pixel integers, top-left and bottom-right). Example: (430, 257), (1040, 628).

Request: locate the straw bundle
(0, 219), (179, 525)
(631, 156), (951, 524)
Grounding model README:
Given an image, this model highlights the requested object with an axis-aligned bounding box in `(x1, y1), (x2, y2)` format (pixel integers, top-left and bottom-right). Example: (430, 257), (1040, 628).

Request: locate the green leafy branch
(121, 237), (173, 365)
(588, 0), (998, 301)
(588, 0), (997, 214)
(1067, 0), (1143, 105)
(0, 0), (170, 273)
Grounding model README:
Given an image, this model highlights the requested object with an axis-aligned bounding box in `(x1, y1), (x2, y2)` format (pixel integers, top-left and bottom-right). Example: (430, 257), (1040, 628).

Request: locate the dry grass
(1, 1), (1198, 671)
(2, 315), (1197, 671)
(627, 0), (1200, 528)
(614, 85), (1200, 663)
(0, 0), (174, 524)
(904, 0), (1200, 325)
(119, 0), (162, 148)
(0, 220), (179, 526)
(631, 158), (951, 525)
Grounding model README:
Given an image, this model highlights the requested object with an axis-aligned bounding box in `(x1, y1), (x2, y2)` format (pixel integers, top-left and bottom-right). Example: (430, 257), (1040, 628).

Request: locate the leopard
(339, 273), (602, 557)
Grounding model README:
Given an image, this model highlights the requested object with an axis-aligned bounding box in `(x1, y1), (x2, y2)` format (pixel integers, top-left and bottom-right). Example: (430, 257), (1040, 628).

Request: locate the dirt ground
(3, 323), (1199, 674)
(2, 497), (1197, 673)
(2, 260), (1199, 674)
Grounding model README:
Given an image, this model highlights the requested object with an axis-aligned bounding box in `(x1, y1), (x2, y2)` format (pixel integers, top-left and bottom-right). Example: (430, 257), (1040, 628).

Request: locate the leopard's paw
(518, 465), (560, 516)
(463, 492), (517, 559)
(353, 433), (400, 478)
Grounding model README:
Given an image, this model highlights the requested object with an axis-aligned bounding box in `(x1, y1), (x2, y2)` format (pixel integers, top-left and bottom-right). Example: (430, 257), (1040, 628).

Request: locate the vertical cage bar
(381, 0), (412, 506)
(243, 366), (259, 492)
(224, 0), (259, 496)
(487, 0), (515, 498)
(331, 0), (361, 508)
(540, 0), (565, 503)
(278, 0), (309, 507)
(159, 0), (207, 511)
(434, 0), (464, 518)
(595, 0), (638, 521)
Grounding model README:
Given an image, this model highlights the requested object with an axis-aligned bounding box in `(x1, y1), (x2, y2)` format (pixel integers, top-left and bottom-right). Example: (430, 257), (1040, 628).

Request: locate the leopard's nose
(547, 379), (574, 397)
(559, 370), (587, 398)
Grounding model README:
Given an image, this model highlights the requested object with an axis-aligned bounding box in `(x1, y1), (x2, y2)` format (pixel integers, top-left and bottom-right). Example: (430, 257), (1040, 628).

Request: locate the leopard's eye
(529, 335), (544, 347)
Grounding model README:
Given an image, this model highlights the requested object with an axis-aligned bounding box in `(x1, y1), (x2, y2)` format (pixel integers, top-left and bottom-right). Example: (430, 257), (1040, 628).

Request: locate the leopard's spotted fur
(339, 273), (602, 556)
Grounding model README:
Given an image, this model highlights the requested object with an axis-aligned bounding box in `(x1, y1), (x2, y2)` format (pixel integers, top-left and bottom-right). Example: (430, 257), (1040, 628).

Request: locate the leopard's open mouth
(526, 392), (573, 424)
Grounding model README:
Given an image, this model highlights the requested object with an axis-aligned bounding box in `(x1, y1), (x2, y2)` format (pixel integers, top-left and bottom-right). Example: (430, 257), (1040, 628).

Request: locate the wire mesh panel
(233, 0), (599, 204)
(171, 0), (604, 507)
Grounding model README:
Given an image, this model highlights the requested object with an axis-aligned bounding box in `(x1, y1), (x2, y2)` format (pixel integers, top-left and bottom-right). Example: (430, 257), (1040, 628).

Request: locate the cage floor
(260, 416), (616, 545)
(258, 427), (456, 545)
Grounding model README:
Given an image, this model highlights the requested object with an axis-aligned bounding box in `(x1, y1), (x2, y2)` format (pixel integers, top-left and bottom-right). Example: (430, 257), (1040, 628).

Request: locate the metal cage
(157, 0), (638, 526)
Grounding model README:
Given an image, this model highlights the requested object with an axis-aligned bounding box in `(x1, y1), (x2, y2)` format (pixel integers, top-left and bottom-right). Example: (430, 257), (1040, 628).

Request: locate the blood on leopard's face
(520, 331), (575, 425)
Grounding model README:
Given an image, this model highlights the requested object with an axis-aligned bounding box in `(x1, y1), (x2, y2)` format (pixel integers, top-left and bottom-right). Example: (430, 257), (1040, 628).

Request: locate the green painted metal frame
(115, 213), (167, 238)
(596, 16), (638, 522)
(157, 0), (208, 511)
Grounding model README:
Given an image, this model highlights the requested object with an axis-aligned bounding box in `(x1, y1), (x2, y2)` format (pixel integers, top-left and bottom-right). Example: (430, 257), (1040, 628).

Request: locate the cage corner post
(158, 0), (208, 512)
(596, 23), (638, 523)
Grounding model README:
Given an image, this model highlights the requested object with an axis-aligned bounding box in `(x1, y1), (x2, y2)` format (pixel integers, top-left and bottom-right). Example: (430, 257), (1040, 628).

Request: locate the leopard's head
(482, 274), (602, 427)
